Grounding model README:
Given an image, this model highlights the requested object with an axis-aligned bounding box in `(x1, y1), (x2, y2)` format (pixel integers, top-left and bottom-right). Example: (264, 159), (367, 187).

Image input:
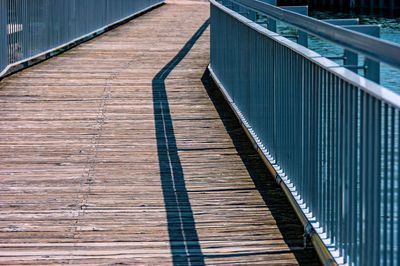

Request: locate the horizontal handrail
(231, 0), (400, 69)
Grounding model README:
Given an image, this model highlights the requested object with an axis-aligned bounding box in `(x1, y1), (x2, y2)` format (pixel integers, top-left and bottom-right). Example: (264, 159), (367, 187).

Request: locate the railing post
(247, 9), (257, 21)
(324, 19), (380, 84)
(281, 6), (308, 47)
(267, 18), (277, 32)
(344, 25), (381, 84)
(258, 0), (277, 32)
(324, 19), (360, 79)
(0, 0), (8, 75)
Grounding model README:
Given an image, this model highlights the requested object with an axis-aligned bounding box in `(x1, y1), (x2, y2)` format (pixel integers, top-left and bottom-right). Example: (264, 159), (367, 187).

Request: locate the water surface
(258, 12), (400, 93)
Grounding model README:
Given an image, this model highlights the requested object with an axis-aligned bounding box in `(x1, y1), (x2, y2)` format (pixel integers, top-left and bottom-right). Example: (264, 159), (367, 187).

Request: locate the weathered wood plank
(0, 0), (319, 264)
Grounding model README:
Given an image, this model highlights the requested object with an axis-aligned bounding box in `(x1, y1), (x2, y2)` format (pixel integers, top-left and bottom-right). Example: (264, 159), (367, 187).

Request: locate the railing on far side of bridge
(0, 0), (7, 73)
(209, 0), (400, 265)
(0, 0), (165, 77)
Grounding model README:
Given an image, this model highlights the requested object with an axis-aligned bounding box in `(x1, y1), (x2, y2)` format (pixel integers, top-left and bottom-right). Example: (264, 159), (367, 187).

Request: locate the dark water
(258, 12), (400, 93)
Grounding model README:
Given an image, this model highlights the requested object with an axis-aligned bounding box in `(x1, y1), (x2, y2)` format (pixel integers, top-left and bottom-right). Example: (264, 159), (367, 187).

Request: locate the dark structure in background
(277, 0), (400, 16)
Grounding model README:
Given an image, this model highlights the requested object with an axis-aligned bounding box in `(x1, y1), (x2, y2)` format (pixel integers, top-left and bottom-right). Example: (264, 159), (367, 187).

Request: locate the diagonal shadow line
(152, 19), (209, 266)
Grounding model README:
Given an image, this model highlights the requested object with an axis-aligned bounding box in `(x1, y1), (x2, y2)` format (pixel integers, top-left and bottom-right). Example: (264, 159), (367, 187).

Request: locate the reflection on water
(258, 11), (400, 93)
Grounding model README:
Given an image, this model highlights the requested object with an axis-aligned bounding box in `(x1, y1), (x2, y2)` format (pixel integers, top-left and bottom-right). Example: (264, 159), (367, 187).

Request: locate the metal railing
(209, 0), (400, 265)
(0, 0), (7, 73)
(0, 0), (164, 77)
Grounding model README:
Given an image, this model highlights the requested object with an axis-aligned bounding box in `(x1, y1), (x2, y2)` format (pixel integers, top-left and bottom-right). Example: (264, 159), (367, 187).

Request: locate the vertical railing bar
(316, 63), (321, 223)
(306, 57), (311, 211)
(323, 69), (328, 234)
(21, 0), (24, 60)
(308, 59), (313, 213)
(8, 0), (11, 63)
(354, 88), (360, 266)
(395, 109), (400, 265)
(349, 84), (356, 265)
(18, 0), (22, 61)
(397, 110), (400, 266)
(319, 66), (324, 228)
(18, 0), (21, 61)
(334, 76), (340, 251)
(367, 95), (374, 264)
(13, 0), (16, 62)
(329, 72), (334, 242)
(13, 0), (16, 63)
(360, 92), (367, 265)
(342, 81), (349, 263)
(9, 0), (13, 63)
(390, 107), (395, 264)
(338, 78), (344, 257)
(305, 58), (311, 212)
(294, 51), (299, 189)
(314, 62), (320, 224)
(382, 104), (388, 266)
(374, 98), (382, 265)
(332, 73), (337, 247)
(366, 93), (372, 265)
(348, 81), (353, 263)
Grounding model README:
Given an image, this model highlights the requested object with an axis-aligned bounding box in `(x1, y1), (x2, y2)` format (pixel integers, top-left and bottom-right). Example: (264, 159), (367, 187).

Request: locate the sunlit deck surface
(0, 0), (319, 264)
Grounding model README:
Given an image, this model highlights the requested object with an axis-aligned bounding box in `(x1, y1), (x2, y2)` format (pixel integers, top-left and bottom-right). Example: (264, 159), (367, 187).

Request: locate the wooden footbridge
(0, 0), (321, 264)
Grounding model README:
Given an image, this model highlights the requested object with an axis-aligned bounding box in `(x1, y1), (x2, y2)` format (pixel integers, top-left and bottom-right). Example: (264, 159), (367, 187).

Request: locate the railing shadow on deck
(201, 69), (321, 265)
(152, 19), (210, 266)
(151, 16), (319, 265)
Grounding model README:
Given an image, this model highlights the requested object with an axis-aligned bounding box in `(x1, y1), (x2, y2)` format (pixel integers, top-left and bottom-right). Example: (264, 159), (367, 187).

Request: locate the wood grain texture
(0, 0), (320, 264)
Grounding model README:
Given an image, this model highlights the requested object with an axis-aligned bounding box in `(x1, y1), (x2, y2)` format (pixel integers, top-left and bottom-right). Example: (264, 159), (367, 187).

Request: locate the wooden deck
(0, 0), (320, 264)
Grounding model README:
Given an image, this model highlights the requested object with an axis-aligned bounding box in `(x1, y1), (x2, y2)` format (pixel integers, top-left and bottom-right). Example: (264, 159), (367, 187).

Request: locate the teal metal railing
(0, 0), (164, 77)
(0, 0), (7, 73)
(209, 0), (400, 264)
